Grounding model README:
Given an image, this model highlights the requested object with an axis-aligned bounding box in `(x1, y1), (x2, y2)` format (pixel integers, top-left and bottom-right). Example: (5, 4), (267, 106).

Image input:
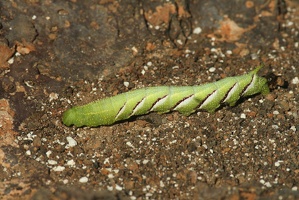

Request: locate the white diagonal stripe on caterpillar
(150, 95), (169, 112)
(199, 90), (218, 109)
(222, 82), (238, 103)
(173, 94), (195, 111)
(115, 102), (127, 120)
(131, 97), (146, 116)
(241, 74), (256, 96)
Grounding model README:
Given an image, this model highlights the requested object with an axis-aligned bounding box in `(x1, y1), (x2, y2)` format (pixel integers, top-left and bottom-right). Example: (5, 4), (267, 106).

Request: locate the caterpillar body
(62, 66), (269, 127)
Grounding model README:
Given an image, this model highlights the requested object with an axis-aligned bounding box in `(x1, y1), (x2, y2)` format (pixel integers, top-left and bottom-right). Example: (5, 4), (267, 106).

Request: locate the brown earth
(0, 0), (298, 199)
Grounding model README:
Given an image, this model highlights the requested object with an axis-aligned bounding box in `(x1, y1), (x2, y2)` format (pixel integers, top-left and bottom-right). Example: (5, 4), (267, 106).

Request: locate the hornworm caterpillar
(62, 66), (269, 127)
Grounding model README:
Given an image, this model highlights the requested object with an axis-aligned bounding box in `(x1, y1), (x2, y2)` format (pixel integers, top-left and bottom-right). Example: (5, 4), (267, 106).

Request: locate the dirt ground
(0, 0), (298, 199)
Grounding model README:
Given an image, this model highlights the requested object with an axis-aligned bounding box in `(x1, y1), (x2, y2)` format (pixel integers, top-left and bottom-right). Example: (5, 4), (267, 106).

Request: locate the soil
(0, 0), (298, 199)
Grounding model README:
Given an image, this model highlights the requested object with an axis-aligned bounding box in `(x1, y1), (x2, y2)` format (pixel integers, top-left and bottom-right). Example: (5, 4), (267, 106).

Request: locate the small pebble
(193, 27), (202, 34)
(273, 111), (279, 115)
(226, 50), (232, 55)
(209, 67), (216, 72)
(124, 81), (129, 87)
(290, 126), (296, 132)
(52, 166), (65, 172)
(46, 150), (52, 158)
(291, 77), (299, 84)
(79, 177), (88, 183)
(274, 160), (283, 167)
(66, 159), (75, 166)
(107, 186), (113, 191)
(142, 160), (149, 164)
(25, 150), (31, 156)
(66, 136), (77, 148)
(115, 184), (122, 191)
(48, 160), (57, 165)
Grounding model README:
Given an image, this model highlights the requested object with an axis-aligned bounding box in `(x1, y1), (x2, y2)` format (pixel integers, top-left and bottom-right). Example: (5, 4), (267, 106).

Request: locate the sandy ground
(0, 0), (298, 199)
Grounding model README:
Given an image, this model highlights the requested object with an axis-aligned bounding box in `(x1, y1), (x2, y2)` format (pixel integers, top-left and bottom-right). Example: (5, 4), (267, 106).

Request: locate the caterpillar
(62, 66), (270, 127)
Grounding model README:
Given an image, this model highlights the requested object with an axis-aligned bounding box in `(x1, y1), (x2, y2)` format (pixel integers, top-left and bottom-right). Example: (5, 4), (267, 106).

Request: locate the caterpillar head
(243, 66), (270, 96)
(258, 76), (270, 95)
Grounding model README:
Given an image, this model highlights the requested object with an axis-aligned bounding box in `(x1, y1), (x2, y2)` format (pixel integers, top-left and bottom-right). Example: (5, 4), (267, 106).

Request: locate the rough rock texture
(0, 0), (298, 199)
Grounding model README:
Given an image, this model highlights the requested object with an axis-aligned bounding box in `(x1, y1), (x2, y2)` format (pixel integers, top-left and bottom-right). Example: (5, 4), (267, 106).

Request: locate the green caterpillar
(62, 66), (269, 127)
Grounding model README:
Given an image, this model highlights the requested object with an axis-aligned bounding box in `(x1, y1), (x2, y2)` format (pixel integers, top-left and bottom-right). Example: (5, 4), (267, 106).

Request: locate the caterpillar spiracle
(62, 66), (269, 127)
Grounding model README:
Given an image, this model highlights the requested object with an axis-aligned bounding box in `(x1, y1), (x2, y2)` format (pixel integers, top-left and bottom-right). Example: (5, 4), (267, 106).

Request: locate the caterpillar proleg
(62, 66), (269, 127)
